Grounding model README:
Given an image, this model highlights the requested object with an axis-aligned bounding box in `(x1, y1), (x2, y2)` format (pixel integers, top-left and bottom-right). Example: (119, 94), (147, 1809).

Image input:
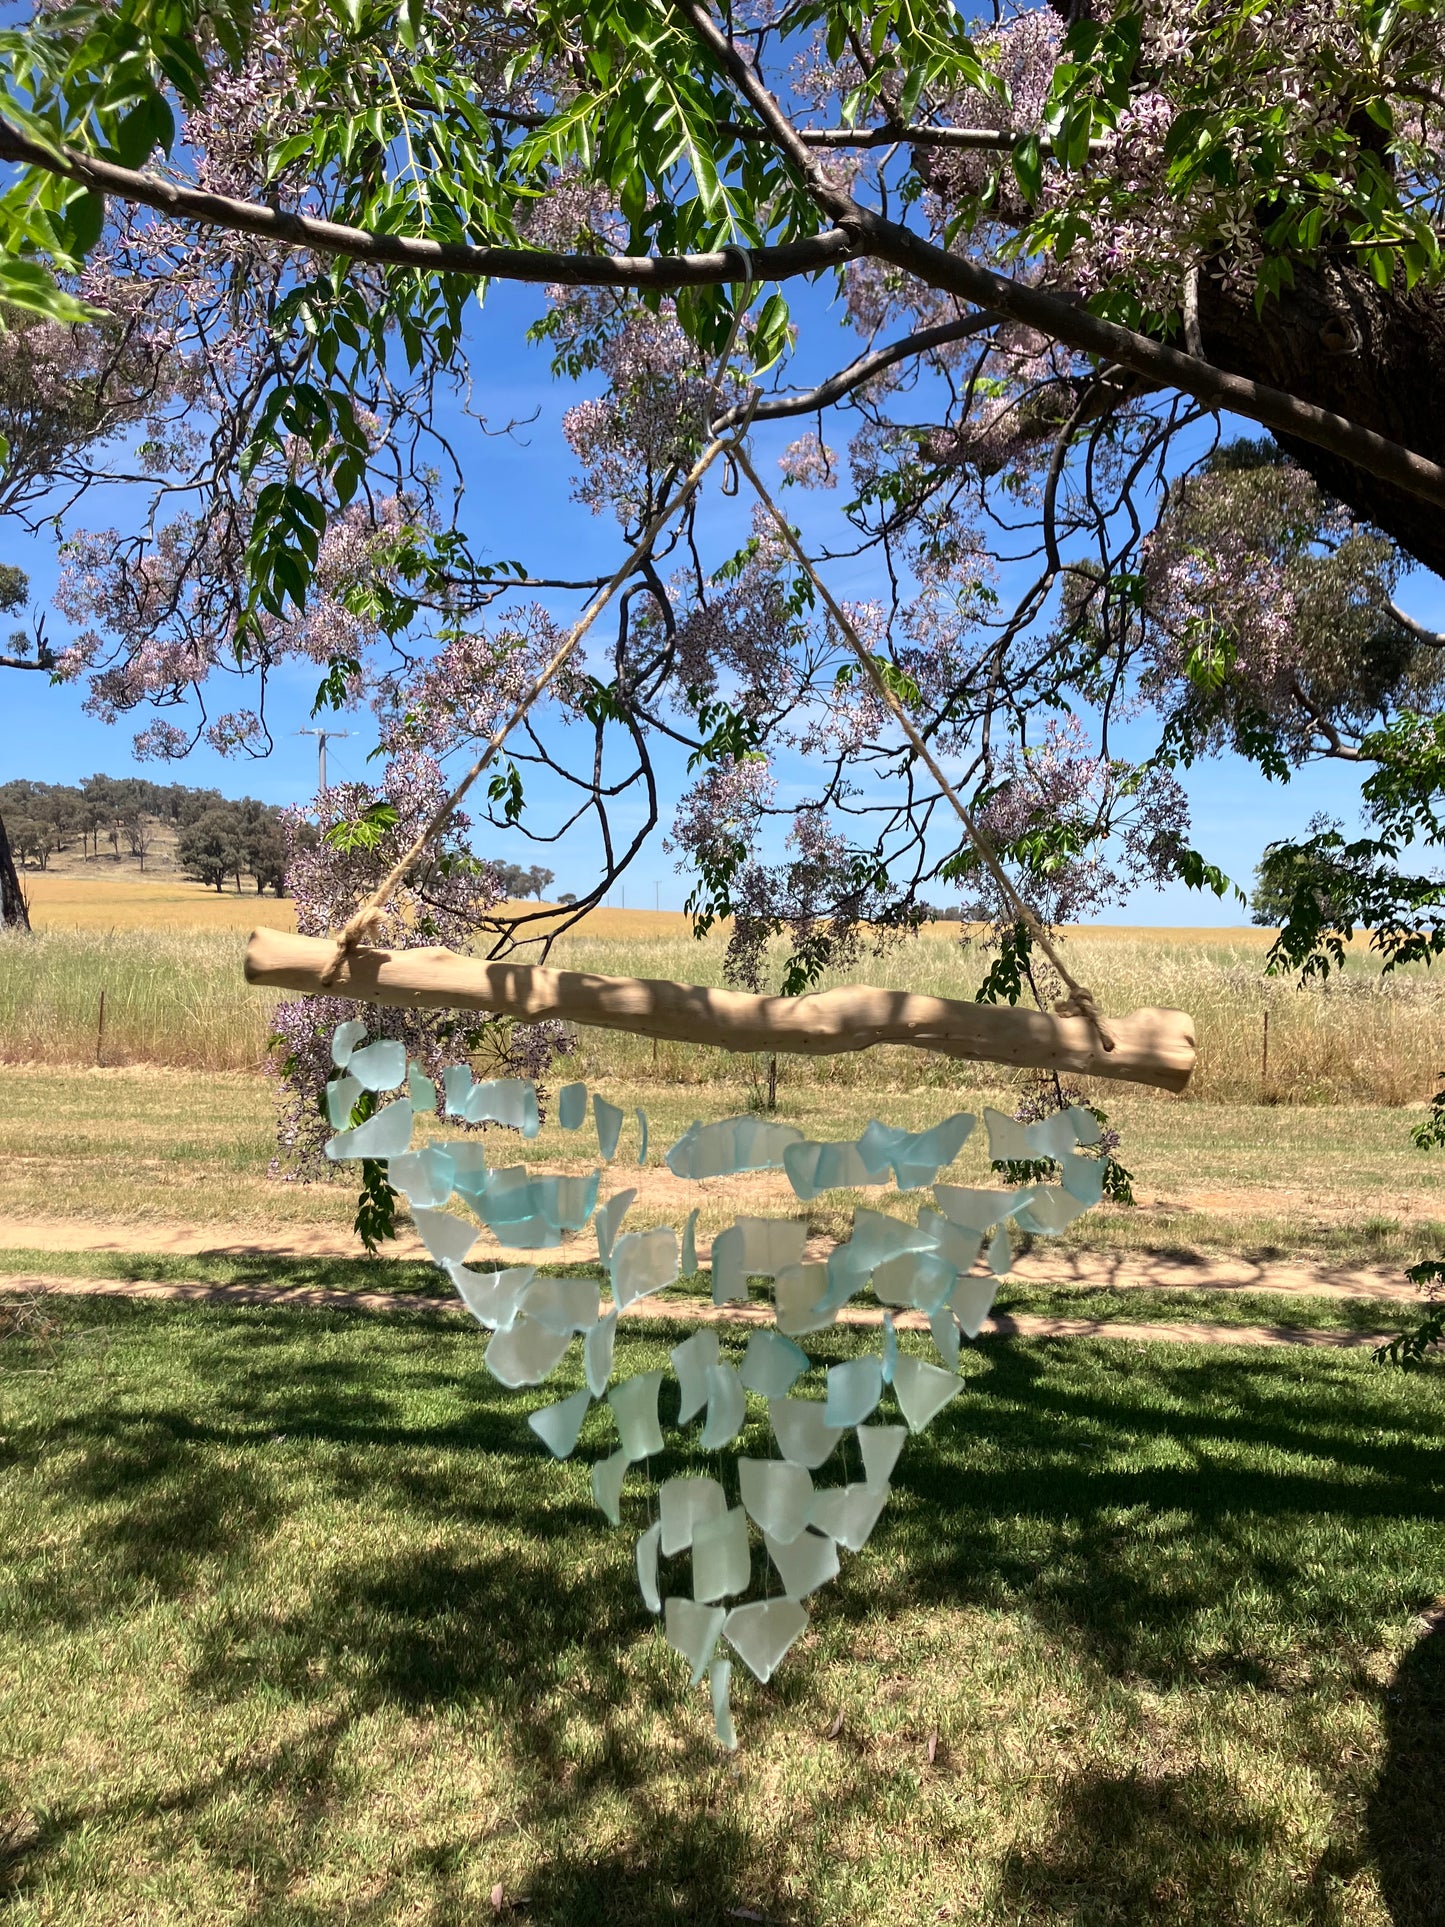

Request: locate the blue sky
(6, 277), (1442, 922)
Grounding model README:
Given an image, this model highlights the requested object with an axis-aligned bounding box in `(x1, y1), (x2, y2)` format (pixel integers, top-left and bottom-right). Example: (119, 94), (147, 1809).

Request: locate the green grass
(1, 1301), (1443, 1925)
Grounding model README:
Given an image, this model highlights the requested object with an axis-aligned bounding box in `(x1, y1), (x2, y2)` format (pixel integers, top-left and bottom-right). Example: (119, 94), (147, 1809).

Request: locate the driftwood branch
(244, 928), (1196, 1091)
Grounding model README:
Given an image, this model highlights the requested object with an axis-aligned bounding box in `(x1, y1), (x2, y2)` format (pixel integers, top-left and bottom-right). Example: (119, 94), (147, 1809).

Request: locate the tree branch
(1388, 600), (1445, 647)
(716, 312), (994, 425)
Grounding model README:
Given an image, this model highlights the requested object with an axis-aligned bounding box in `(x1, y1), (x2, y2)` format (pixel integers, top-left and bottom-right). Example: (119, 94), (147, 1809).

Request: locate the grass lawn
(1, 1300), (1442, 1925)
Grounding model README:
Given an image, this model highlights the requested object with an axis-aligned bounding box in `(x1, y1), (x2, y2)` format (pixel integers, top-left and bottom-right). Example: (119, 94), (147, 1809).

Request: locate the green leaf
(0, 256), (107, 325)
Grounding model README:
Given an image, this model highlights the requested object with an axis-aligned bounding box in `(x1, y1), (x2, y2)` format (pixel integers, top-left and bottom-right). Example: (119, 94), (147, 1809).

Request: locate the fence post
(1261, 1008), (1269, 1097)
(96, 988), (107, 1067)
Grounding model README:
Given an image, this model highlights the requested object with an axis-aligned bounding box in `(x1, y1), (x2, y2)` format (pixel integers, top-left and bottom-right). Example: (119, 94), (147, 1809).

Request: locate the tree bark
(0, 808), (31, 931)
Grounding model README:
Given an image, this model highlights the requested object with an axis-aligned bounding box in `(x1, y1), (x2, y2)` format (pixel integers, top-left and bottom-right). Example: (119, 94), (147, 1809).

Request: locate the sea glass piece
(692, 1505), (751, 1602)
(892, 1353), (963, 1433)
(348, 1038), (407, 1092)
(824, 1355), (883, 1428)
(808, 1481), (890, 1552)
(325, 1098), (413, 1161)
(448, 1260), (532, 1331)
(325, 1074), (362, 1129)
(467, 1078), (542, 1137)
(594, 1095), (624, 1160)
(741, 1217), (808, 1275)
(1068, 1104), (1102, 1146)
(595, 1188), (636, 1264)
(530, 1171), (601, 1232)
(988, 1223), (1012, 1276)
(782, 1137), (877, 1201)
(484, 1212), (561, 1250)
(764, 1527), (839, 1599)
(592, 1448), (628, 1527)
(664, 1597), (726, 1685)
(699, 1363), (745, 1451)
(331, 1018), (368, 1069)
(636, 1108), (649, 1164)
(872, 1249), (956, 1314)
(738, 1458), (813, 1543)
(411, 1205), (479, 1268)
(665, 1116), (804, 1180)
(479, 1166), (540, 1223)
(929, 1307), (961, 1371)
(584, 1308), (618, 1397)
(681, 1207), (699, 1278)
(819, 1209), (935, 1312)
(558, 1081), (588, 1132)
(710, 1657), (736, 1751)
(917, 1208), (985, 1276)
(709, 1224), (747, 1306)
(984, 1106), (1038, 1164)
(858, 1112), (974, 1189)
(407, 1062), (437, 1113)
(950, 1273), (998, 1340)
(881, 1310), (898, 1385)
(659, 1475), (726, 1555)
(611, 1226), (679, 1309)
(1012, 1185), (1090, 1236)
(609, 1370), (665, 1461)
(739, 1330), (808, 1399)
(723, 1598), (807, 1683)
(769, 1397), (845, 1470)
(670, 1329), (720, 1425)
(528, 1386), (590, 1458)
(857, 1423), (907, 1486)
(1060, 1152), (1107, 1207)
(933, 1184), (1019, 1233)
(636, 1520), (662, 1613)
(486, 1315), (571, 1388)
(386, 1145), (455, 1209)
(524, 1275), (599, 1334)
(447, 1140), (488, 1198)
(773, 1264), (837, 1337)
(442, 1064), (474, 1117)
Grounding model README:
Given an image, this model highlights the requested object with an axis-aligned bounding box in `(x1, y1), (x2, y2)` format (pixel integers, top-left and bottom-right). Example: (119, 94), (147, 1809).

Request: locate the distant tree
(1250, 850), (1327, 929)
(240, 806), (288, 895)
(557, 891), (577, 905)
(177, 808), (242, 892)
(497, 860), (555, 900)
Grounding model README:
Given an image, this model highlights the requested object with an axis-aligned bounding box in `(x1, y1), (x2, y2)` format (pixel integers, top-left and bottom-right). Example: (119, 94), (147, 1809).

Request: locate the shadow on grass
(1369, 1610), (1445, 1927)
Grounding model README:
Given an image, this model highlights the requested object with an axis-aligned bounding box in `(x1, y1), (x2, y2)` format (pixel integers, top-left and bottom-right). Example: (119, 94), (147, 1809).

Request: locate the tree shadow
(1368, 1608), (1445, 1926)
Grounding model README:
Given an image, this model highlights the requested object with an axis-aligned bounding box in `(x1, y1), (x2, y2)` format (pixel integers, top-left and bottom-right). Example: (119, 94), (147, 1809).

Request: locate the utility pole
(297, 728), (350, 795)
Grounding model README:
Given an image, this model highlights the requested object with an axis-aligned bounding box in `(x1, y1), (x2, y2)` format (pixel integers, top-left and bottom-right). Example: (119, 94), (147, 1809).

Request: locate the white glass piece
(410, 1205), (479, 1268)
(782, 1137), (877, 1201)
(325, 1074), (362, 1129)
(984, 1106), (1037, 1164)
(738, 1458), (812, 1544)
(594, 1095), (624, 1161)
(857, 1423), (907, 1486)
(464, 1077), (540, 1136)
(808, 1481), (890, 1552)
(892, 1353), (963, 1433)
(692, 1504), (751, 1602)
(950, 1273), (998, 1340)
(824, 1354), (883, 1429)
(609, 1370), (665, 1461)
(331, 1018), (368, 1069)
(872, 1249), (956, 1314)
(528, 1386), (590, 1459)
(486, 1316), (571, 1388)
(1060, 1152), (1107, 1207)
(659, 1475), (726, 1555)
(592, 1447), (628, 1527)
(740, 1217), (807, 1276)
(933, 1184), (1018, 1233)
(594, 1188), (635, 1265)
(636, 1519), (662, 1613)
(774, 1263), (837, 1337)
(524, 1275), (599, 1334)
(636, 1108), (649, 1165)
(768, 1397), (845, 1470)
(929, 1308), (961, 1371)
(670, 1329), (720, 1425)
(348, 1038), (408, 1092)
(1068, 1103), (1103, 1146)
(917, 1208), (985, 1276)
(442, 1064), (474, 1117)
(699, 1363), (746, 1451)
(988, 1223), (1012, 1276)
(764, 1528), (839, 1600)
(611, 1226), (679, 1309)
(723, 1598), (807, 1684)
(739, 1330), (808, 1399)
(709, 1224), (747, 1305)
(584, 1308), (618, 1397)
(664, 1116), (804, 1181)
(407, 1062), (436, 1113)
(1012, 1185), (1090, 1236)
(681, 1207), (699, 1278)
(881, 1310), (898, 1385)
(710, 1657), (737, 1751)
(386, 1145), (455, 1209)
(558, 1081), (588, 1132)
(530, 1171), (601, 1232)
(448, 1260), (532, 1331)
(664, 1597), (726, 1686)
(325, 1098), (413, 1162)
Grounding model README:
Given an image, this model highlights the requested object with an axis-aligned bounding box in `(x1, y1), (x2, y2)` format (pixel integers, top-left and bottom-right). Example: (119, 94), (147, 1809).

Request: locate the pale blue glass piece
(486, 1315), (571, 1388)
(386, 1145), (455, 1209)
(892, 1353), (963, 1433)
(881, 1309), (898, 1385)
(325, 1098), (413, 1162)
(524, 1275), (599, 1334)
(782, 1137), (877, 1202)
(592, 1447), (628, 1526)
(558, 1081), (588, 1131)
(723, 1598), (807, 1683)
(670, 1329), (720, 1425)
(486, 1212), (562, 1250)
(465, 1078), (539, 1136)
(636, 1520), (662, 1613)
(585, 1308), (618, 1397)
(709, 1224), (747, 1305)
(769, 1397), (845, 1470)
(659, 1475), (726, 1555)
(1068, 1103), (1102, 1147)
(530, 1170), (601, 1232)
(773, 1263), (837, 1337)
(442, 1064), (474, 1117)
(594, 1095), (624, 1161)
(739, 1217), (807, 1276)
(929, 1308), (961, 1371)
(823, 1354), (883, 1428)
(857, 1423), (907, 1486)
(950, 1273), (998, 1339)
(594, 1187), (636, 1264)
(348, 1038), (408, 1092)
(409, 1205), (478, 1268)
(1012, 1185), (1089, 1236)
(664, 1597), (726, 1686)
(681, 1207), (699, 1277)
(611, 1226), (679, 1309)
(528, 1386), (590, 1459)
(447, 1260), (532, 1331)
(699, 1363), (745, 1451)
(858, 1111), (974, 1189)
(764, 1527), (839, 1599)
(917, 1207), (985, 1276)
(331, 1018), (368, 1069)
(609, 1370), (665, 1461)
(738, 1458), (813, 1544)
(692, 1504), (751, 1602)
(636, 1108), (649, 1165)
(984, 1106), (1036, 1165)
(933, 1184), (1018, 1233)
(407, 1062), (437, 1114)
(739, 1330), (808, 1399)
(872, 1249), (956, 1314)
(808, 1481), (890, 1552)
(988, 1223), (1012, 1275)
(710, 1657), (737, 1751)
(1060, 1153), (1107, 1207)
(326, 1074), (362, 1129)
(480, 1166), (541, 1223)
(664, 1116), (804, 1181)
(1028, 1107), (1086, 1164)
(447, 1140), (488, 1199)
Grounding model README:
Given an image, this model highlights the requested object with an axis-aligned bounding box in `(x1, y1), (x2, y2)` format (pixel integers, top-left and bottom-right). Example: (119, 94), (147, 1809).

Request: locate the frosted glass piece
(1060, 1152), (1107, 1207)
(988, 1223), (1012, 1276)
(609, 1370), (665, 1462)
(325, 1098), (413, 1161)
(1068, 1103), (1102, 1147)
(1028, 1108), (1085, 1164)
(480, 1166), (540, 1224)
(985, 1104), (1090, 1166)
(386, 1145), (455, 1209)
(774, 1264), (837, 1337)
(486, 1316), (571, 1388)
(448, 1260), (532, 1332)
(665, 1116), (804, 1180)
(558, 1081), (588, 1132)
(411, 1206), (479, 1268)
(782, 1137), (877, 1202)
(824, 1355), (883, 1429)
(872, 1249), (956, 1315)
(531, 1171), (601, 1232)
(769, 1397), (845, 1470)
(929, 1308), (961, 1371)
(764, 1527), (839, 1599)
(636, 1520), (662, 1613)
(709, 1225), (747, 1306)
(584, 1308), (618, 1397)
(595, 1188), (635, 1264)
(881, 1309), (898, 1385)
(331, 1018), (368, 1069)
(442, 1064), (474, 1117)
(349, 1039), (407, 1092)
(664, 1597), (725, 1686)
(723, 1598), (807, 1683)
(447, 1140), (488, 1198)
(738, 1458), (812, 1543)
(592, 1447), (628, 1527)
(636, 1108), (649, 1165)
(892, 1353), (963, 1433)
(407, 1063), (437, 1114)
(710, 1657), (737, 1751)
(484, 1212), (561, 1250)
(1012, 1185), (1089, 1236)
(692, 1504), (751, 1602)
(917, 1208), (985, 1276)
(464, 1078), (540, 1136)
(659, 1475), (726, 1555)
(859, 1112), (974, 1190)
(739, 1330), (808, 1399)
(740, 1217), (807, 1276)
(950, 1274), (999, 1340)
(670, 1329), (720, 1425)
(700, 1363), (746, 1451)
(857, 1423), (907, 1486)
(528, 1386), (590, 1459)
(681, 1207), (699, 1278)
(933, 1184), (1018, 1233)
(611, 1226), (679, 1309)
(808, 1481), (890, 1552)
(984, 1106), (1036, 1165)
(594, 1095), (624, 1160)
(524, 1275), (599, 1334)
(325, 1074), (362, 1129)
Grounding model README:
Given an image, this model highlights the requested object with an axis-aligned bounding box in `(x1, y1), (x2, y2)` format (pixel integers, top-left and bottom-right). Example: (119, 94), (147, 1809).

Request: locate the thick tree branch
(0, 654), (50, 670)
(716, 312), (994, 426)
(1387, 599), (1445, 647)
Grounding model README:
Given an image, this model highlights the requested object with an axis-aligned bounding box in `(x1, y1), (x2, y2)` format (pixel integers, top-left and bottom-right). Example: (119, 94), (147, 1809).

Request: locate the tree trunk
(0, 808), (31, 931)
